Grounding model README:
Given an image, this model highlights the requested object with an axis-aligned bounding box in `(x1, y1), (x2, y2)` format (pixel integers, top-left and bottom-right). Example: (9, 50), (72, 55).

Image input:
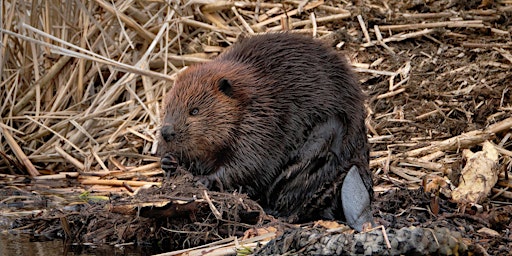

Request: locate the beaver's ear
(218, 78), (233, 97)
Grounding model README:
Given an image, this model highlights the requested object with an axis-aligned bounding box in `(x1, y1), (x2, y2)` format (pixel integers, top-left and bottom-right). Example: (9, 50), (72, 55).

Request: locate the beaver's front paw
(160, 153), (178, 174)
(194, 175), (225, 191)
(194, 175), (216, 189)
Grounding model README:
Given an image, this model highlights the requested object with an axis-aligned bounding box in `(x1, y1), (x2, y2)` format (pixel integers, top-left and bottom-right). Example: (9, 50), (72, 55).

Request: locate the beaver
(158, 33), (373, 231)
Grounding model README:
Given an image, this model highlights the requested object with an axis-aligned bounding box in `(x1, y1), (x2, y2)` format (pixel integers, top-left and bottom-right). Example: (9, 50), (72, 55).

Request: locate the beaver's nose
(161, 125), (176, 142)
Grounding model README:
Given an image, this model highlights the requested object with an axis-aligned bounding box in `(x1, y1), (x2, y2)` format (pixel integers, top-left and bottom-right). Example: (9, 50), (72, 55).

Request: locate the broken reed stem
(378, 20), (483, 31)
(400, 130), (493, 158)
(357, 15), (371, 43)
(231, 7), (255, 34)
(33, 172), (79, 180)
(486, 117), (512, 134)
(54, 145), (85, 171)
(1, 123), (40, 177)
(376, 88), (406, 99)
(268, 12), (351, 31)
(180, 18), (237, 36)
(251, 1), (324, 29)
(81, 179), (161, 187)
(203, 190), (223, 220)
(401, 12), (454, 19)
(363, 29), (435, 47)
(201, 1), (283, 13)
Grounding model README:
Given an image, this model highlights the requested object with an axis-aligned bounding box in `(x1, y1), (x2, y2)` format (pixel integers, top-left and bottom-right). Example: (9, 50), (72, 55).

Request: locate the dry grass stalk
(80, 179), (160, 187)
(362, 29), (435, 47)
(378, 20), (484, 31)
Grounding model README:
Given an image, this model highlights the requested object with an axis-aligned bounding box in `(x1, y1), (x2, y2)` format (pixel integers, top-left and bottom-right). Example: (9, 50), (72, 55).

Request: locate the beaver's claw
(161, 153), (178, 174)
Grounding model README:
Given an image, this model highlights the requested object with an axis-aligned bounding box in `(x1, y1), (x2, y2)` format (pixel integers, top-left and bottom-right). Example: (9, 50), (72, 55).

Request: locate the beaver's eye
(189, 108), (199, 116)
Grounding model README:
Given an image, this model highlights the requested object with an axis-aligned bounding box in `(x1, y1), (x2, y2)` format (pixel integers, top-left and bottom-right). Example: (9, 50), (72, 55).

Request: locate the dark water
(0, 233), (68, 256)
(0, 232), (155, 256)
(0, 213), (163, 256)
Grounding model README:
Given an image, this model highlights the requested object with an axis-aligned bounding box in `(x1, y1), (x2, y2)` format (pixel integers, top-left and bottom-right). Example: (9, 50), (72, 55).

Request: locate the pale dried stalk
(363, 29), (435, 47)
(378, 20), (483, 31)
(81, 179), (161, 187)
(251, 1), (324, 29)
(0, 123), (40, 177)
(54, 145), (85, 171)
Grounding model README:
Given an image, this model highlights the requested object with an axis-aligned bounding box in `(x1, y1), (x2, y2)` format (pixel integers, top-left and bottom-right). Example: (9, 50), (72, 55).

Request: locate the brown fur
(158, 33), (372, 223)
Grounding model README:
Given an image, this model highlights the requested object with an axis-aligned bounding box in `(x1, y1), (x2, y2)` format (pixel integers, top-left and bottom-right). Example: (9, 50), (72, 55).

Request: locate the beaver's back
(218, 33), (365, 140)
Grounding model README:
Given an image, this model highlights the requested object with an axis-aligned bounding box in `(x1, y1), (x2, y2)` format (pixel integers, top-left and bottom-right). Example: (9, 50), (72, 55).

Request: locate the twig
(252, 1), (323, 29)
(378, 20), (483, 32)
(54, 145), (85, 171)
(81, 179), (161, 187)
(203, 190), (223, 220)
(357, 15), (371, 43)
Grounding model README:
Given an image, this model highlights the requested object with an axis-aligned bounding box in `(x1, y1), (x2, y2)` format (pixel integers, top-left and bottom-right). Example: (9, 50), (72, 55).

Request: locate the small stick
(491, 188), (512, 200)
(317, 5), (350, 14)
(271, 12), (351, 29)
(401, 12), (453, 19)
(420, 151), (446, 162)
(389, 166), (422, 182)
(203, 190), (223, 220)
(378, 20), (483, 32)
(376, 88), (406, 99)
(231, 6), (255, 34)
(353, 67), (398, 77)
(400, 130), (493, 158)
(363, 29), (435, 47)
(201, 1), (283, 13)
(91, 146), (110, 172)
(12, 56), (71, 115)
(202, 12), (229, 30)
(490, 28), (510, 35)
(310, 13), (317, 37)
(200, 1), (235, 12)
(494, 47), (512, 64)
(180, 18), (237, 36)
(54, 145), (85, 171)
(381, 225), (392, 249)
(357, 15), (371, 43)
(252, 1), (323, 29)
(486, 117), (512, 134)
(33, 172), (79, 180)
(81, 179), (161, 187)
(401, 158), (446, 172)
(462, 42), (512, 48)
(415, 108), (448, 120)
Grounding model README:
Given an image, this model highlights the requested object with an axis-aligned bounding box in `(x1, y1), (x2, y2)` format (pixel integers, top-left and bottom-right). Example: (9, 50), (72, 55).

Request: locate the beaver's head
(159, 61), (254, 174)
